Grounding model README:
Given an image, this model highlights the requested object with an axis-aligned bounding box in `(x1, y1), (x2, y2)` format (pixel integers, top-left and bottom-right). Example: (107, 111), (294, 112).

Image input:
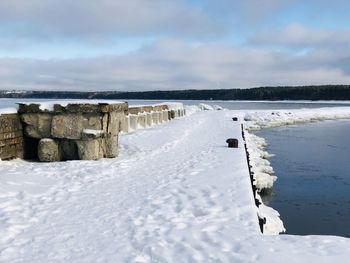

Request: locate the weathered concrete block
(51, 114), (84, 139)
(143, 106), (153, 113)
(121, 115), (129, 133)
(38, 138), (61, 162)
(21, 113), (52, 138)
(157, 112), (163, 123)
(129, 114), (138, 131)
(137, 114), (147, 129)
(0, 138), (24, 160)
(82, 115), (102, 131)
(0, 114), (22, 133)
(152, 112), (159, 124)
(76, 139), (102, 160)
(146, 113), (152, 127)
(60, 140), (78, 160)
(0, 114), (24, 160)
(117, 112), (128, 133)
(99, 103), (128, 113)
(106, 111), (125, 134)
(104, 135), (118, 158)
(129, 107), (143, 115)
(153, 106), (163, 112)
(162, 111), (169, 122)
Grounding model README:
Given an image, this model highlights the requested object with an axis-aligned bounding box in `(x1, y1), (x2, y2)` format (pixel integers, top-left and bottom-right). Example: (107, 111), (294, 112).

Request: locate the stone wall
(0, 101), (185, 162)
(0, 113), (23, 160)
(18, 102), (128, 162)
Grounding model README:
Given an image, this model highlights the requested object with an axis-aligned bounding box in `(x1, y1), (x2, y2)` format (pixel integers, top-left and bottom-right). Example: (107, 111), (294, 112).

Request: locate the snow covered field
(1, 107), (350, 262)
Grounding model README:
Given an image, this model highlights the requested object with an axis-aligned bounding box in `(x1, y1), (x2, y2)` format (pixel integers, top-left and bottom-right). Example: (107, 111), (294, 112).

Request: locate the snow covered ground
(1, 108), (350, 262)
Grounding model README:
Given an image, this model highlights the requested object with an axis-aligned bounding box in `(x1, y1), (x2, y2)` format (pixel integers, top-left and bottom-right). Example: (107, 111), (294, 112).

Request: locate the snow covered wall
(125, 103), (186, 132)
(0, 101), (187, 161)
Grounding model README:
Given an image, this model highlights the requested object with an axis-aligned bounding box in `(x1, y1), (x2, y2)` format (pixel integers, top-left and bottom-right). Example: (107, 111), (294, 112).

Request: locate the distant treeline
(1, 85), (350, 100)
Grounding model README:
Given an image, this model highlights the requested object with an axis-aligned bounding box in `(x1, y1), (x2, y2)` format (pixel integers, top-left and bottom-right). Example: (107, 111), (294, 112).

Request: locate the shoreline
(242, 107), (350, 236)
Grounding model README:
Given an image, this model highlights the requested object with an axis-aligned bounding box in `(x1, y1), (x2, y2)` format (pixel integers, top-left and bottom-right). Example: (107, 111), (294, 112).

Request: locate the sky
(1, 0), (350, 92)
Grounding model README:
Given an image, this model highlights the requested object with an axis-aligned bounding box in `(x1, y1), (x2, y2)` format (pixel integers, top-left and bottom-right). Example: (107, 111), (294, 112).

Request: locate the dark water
(256, 120), (350, 237)
(1, 98), (350, 110)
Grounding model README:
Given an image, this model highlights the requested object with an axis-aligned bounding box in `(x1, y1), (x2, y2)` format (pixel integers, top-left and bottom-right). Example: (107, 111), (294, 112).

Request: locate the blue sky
(0, 0), (350, 91)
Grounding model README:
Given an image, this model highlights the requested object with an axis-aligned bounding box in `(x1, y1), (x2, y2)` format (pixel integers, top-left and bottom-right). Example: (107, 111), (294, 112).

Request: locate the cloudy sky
(1, 0), (350, 91)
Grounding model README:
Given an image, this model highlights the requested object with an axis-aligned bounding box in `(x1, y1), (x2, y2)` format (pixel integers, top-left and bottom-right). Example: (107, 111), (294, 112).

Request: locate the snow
(82, 129), (104, 136)
(18, 99), (126, 111)
(40, 138), (54, 142)
(245, 132), (277, 191)
(0, 107), (17, 116)
(0, 108), (350, 262)
(198, 103), (214, 110)
(154, 102), (184, 110)
(243, 107), (350, 131)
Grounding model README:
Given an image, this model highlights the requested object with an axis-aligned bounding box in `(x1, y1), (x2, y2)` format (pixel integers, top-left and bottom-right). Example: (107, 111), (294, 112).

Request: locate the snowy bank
(244, 107), (350, 131)
(240, 106), (350, 236)
(0, 109), (349, 262)
(241, 106), (350, 192)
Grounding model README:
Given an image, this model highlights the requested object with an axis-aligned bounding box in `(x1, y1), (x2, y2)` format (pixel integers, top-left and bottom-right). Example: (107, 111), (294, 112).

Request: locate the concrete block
(76, 139), (103, 160)
(146, 113), (152, 127)
(152, 112), (159, 125)
(51, 114), (84, 139)
(137, 114), (147, 129)
(38, 138), (61, 162)
(162, 111), (169, 122)
(129, 114), (138, 131)
(120, 115), (129, 133)
(104, 135), (118, 158)
(157, 112), (163, 123)
(60, 140), (79, 160)
(21, 113), (52, 138)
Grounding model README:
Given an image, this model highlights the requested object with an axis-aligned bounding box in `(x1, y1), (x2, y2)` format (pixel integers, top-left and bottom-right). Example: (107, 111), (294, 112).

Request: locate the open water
(257, 120), (350, 237)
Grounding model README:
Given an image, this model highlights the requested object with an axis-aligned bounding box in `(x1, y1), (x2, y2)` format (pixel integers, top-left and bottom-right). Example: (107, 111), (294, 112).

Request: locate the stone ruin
(18, 102), (128, 162)
(0, 101), (186, 162)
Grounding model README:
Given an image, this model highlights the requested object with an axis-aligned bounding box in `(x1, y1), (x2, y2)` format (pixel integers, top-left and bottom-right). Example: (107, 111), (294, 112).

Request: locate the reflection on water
(257, 120), (350, 237)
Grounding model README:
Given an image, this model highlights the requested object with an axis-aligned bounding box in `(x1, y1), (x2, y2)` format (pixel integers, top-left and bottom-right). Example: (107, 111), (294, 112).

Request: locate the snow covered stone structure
(0, 112), (24, 160)
(18, 101), (128, 162)
(124, 103), (186, 132)
(0, 101), (186, 161)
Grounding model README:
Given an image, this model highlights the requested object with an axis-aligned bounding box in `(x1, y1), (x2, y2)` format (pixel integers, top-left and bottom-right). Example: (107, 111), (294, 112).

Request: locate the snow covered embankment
(241, 106), (350, 235)
(1, 107), (350, 262)
(242, 106), (350, 192)
(244, 107), (350, 131)
(240, 125), (285, 235)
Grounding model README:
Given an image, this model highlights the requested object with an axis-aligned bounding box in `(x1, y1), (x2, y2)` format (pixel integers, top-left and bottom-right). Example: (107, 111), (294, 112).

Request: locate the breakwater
(0, 101), (186, 161)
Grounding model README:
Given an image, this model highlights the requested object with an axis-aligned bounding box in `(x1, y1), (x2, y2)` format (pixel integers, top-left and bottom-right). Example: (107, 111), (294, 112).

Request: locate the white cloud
(0, 0), (219, 41)
(1, 40), (350, 91)
(251, 23), (350, 48)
